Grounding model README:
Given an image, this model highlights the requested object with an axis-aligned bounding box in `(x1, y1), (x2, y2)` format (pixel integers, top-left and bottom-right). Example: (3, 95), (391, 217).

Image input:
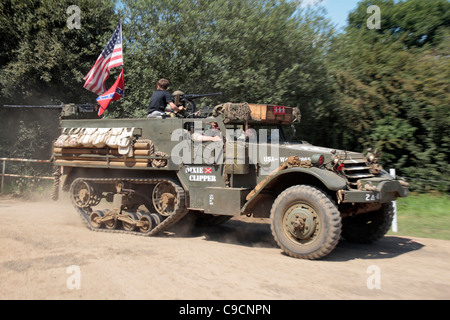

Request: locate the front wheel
(270, 185), (342, 260)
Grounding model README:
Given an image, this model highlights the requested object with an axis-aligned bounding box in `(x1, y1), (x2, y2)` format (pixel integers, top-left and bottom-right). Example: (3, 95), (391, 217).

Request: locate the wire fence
(0, 157), (53, 193)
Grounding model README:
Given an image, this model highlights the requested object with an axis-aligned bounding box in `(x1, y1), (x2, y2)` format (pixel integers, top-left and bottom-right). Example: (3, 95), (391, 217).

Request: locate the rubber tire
(90, 210), (105, 229)
(341, 202), (394, 243)
(138, 214), (153, 234)
(270, 185), (342, 260)
(122, 212), (137, 231)
(104, 214), (119, 230)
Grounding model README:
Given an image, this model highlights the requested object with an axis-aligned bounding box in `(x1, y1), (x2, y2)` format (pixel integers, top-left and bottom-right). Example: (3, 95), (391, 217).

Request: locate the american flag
(83, 22), (123, 95)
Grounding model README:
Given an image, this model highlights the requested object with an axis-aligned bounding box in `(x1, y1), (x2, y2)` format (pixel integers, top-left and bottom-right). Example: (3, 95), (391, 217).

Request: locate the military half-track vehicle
(51, 99), (408, 260)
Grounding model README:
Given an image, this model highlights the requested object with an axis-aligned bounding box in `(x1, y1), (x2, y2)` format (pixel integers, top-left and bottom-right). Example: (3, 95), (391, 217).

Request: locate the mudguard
(242, 167), (347, 212)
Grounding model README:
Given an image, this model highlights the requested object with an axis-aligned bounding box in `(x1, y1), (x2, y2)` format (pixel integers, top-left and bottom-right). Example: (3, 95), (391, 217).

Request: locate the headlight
(311, 154), (324, 166)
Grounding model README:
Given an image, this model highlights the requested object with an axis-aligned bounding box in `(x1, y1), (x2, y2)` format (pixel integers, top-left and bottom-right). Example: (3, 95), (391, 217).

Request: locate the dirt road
(0, 195), (449, 300)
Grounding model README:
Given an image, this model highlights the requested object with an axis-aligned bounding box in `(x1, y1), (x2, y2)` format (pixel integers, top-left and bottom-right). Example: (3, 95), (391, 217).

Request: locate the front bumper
(338, 180), (408, 204)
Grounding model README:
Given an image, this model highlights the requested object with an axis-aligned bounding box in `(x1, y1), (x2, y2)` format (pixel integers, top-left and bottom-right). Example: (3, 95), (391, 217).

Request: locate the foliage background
(0, 0), (448, 192)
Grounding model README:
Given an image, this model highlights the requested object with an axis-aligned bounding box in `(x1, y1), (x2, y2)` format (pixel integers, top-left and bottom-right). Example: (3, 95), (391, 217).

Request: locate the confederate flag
(96, 68), (124, 116)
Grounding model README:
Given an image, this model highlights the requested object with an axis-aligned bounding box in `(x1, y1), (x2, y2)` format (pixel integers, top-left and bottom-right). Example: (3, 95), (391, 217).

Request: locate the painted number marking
(365, 193), (380, 201)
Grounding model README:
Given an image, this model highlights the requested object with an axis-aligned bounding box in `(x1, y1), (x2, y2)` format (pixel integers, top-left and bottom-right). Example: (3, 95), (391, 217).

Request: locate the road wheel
(138, 214), (153, 234)
(270, 185), (341, 260)
(341, 202), (394, 243)
(122, 211), (138, 231)
(90, 210), (105, 229)
(104, 213), (119, 230)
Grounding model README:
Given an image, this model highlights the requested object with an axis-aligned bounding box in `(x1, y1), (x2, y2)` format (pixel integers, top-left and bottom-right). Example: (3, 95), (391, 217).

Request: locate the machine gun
(172, 91), (222, 117)
(3, 103), (99, 119)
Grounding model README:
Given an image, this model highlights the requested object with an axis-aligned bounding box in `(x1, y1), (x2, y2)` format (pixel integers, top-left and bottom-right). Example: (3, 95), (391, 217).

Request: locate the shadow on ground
(168, 216), (425, 261)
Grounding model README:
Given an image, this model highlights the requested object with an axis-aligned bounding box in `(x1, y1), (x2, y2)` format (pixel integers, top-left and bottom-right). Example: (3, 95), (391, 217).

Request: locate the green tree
(347, 0), (450, 48)
(0, 0), (117, 105)
(115, 0), (336, 147)
(328, 0), (450, 191)
(0, 0), (119, 177)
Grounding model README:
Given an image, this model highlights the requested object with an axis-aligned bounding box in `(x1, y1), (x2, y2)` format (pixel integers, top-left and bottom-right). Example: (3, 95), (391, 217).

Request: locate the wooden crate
(248, 104), (293, 123)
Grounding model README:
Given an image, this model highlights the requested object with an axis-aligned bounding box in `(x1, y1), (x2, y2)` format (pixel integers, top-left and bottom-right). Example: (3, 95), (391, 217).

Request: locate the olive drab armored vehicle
(51, 97), (409, 260)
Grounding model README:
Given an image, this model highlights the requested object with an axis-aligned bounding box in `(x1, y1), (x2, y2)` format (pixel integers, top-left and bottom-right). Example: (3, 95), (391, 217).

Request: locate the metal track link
(70, 177), (188, 237)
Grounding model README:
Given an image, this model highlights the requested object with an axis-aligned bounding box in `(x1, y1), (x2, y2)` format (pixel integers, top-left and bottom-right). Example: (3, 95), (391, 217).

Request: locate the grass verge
(388, 193), (450, 240)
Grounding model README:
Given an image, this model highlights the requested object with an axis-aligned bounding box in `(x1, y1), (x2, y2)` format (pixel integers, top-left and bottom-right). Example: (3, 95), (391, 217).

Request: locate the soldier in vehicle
(147, 79), (184, 118)
(238, 124), (255, 140)
(205, 122), (221, 137)
(192, 122), (222, 142)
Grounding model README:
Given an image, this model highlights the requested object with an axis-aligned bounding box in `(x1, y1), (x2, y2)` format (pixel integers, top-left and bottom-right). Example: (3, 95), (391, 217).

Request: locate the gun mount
(172, 91), (222, 117)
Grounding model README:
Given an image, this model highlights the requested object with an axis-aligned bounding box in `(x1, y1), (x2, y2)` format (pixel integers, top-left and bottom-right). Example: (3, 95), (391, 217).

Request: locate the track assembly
(69, 177), (188, 237)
